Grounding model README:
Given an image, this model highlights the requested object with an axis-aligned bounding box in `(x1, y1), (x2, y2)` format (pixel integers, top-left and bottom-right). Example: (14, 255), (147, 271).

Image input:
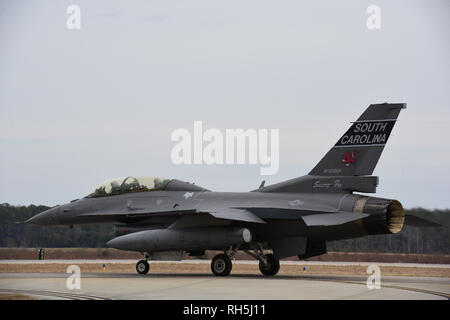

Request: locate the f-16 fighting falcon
(26, 103), (439, 276)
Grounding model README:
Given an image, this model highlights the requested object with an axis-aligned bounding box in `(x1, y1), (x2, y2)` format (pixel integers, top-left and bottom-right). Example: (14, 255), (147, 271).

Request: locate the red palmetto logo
(342, 150), (359, 166)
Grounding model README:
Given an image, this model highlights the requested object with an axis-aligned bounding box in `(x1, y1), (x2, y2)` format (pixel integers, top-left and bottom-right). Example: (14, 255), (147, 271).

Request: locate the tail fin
(256, 102), (406, 193)
(309, 103), (406, 176)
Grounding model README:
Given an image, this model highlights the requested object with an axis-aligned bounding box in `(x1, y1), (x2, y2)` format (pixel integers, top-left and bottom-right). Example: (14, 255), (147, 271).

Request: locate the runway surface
(3, 259), (450, 267)
(1, 271), (449, 300)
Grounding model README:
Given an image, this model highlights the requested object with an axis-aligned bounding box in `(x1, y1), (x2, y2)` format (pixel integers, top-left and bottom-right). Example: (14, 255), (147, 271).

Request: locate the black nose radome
(26, 206), (60, 225)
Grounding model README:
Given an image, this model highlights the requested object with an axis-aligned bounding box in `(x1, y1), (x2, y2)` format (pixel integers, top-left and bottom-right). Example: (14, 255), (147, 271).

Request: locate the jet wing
(208, 208), (266, 224)
(301, 212), (370, 226)
(78, 208), (198, 218)
(78, 207), (267, 224)
(78, 205), (370, 226)
(243, 207), (338, 220)
(207, 207), (365, 225)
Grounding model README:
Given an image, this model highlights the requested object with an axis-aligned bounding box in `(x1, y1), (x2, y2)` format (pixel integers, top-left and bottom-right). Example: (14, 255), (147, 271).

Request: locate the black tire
(211, 254), (232, 276)
(136, 260), (150, 274)
(259, 254), (280, 276)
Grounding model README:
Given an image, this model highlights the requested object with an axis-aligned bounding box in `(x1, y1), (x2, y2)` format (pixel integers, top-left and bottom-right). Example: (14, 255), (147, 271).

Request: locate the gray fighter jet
(26, 103), (438, 276)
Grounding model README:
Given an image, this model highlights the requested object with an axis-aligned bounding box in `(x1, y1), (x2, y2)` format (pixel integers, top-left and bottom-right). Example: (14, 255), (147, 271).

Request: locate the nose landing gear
(136, 260), (150, 274)
(136, 253), (151, 275)
(210, 245), (239, 276)
(211, 254), (232, 276)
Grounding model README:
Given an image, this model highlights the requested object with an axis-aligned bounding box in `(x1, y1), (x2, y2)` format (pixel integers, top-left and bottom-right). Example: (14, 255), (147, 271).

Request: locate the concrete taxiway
(1, 260), (449, 300)
(1, 270), (449, 300)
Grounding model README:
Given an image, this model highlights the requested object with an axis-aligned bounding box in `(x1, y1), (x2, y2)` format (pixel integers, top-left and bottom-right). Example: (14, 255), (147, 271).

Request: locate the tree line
(0, 203), (448, 254)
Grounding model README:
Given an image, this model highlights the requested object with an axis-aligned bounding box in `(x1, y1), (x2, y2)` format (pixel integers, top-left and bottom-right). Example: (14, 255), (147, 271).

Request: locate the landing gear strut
(136, 253), (150, 275)
(244, 243), (280, 276)
(258, 254), (280, 276)
(211, 245), (239, 276)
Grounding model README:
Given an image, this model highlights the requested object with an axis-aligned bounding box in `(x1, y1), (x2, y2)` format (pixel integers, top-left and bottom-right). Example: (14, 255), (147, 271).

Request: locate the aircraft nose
(26, 206), (60, 225)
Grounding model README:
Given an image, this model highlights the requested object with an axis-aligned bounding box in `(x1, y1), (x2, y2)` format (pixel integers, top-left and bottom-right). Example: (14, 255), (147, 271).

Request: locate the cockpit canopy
(86, 176), (171, 198)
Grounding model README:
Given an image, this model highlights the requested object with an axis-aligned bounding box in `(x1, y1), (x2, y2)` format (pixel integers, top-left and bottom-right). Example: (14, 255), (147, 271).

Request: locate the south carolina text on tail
(260, 102), (406, 193)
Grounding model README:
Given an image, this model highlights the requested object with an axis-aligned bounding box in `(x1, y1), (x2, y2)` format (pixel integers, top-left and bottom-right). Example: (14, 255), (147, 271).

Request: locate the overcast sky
(0, 0), (449, 209)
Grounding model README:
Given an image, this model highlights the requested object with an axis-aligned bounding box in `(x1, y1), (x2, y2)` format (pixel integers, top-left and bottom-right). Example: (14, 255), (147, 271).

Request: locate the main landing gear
(210, 243), (280, 277)
(258, 253), (280, 276)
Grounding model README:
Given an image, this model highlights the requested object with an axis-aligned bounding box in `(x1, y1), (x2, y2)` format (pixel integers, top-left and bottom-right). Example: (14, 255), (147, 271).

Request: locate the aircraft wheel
(211, 254), (232, 276)
(259, 254), (280, 276)
(136, 260), (150, 274)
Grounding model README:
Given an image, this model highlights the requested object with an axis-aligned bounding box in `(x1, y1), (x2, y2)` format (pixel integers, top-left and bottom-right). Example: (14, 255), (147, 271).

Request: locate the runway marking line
(0, 288), (110, 300)
(323, 279), (450, 299)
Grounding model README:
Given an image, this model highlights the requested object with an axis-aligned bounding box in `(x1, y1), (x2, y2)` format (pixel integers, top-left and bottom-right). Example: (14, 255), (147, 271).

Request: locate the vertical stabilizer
(309, 103), (406, 176)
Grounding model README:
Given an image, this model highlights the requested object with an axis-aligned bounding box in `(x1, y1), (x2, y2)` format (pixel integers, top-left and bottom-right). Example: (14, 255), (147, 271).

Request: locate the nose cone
(26, 206), (60, 225)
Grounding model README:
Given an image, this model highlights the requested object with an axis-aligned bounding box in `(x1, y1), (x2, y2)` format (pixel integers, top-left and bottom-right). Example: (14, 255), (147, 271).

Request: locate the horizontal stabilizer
(404, 215), (441, 227)
(302, 212), (369, 226)
(209, 208), (266, 224)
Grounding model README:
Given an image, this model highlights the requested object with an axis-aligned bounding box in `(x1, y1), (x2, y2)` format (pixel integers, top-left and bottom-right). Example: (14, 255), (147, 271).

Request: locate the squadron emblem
(342, 150), (359, 166)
